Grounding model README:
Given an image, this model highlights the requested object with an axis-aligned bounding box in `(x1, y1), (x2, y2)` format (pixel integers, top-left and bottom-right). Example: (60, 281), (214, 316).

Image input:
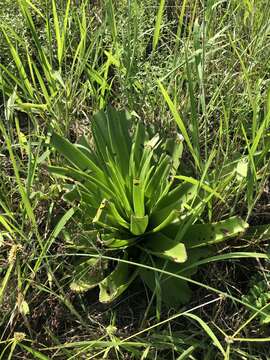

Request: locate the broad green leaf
(92, 199), (109, 224)
(50, 133), (104, 179)
(140, 134), (160, 166)
(47, 165), (114, 202)
(140, 257), (192, 307)
(107, 107), (131, 177)
(48, 108), (252, 308)
(107, 202), (129, 229)
(132, 178), (145, 217)
(101, 231), (138, 248)
(130, 214), (149, 235)
(150, 210), (178, 233)
(92, 110), (111, 164)
(104, 237), (137, 249)
(70, 258), (107, 292)
(131, 121), (145, 175)
(152, 182), (197, 217)
(105, 148), (132, 214)
(182, 216), (249, 248)
(92, 199), (120, 229)
(99, 260), (137, 303)
(79, 188), (103, 211)
(144, 233), (187, 263)
(63, 185), (80, 202)
(145, 154), (171, 202)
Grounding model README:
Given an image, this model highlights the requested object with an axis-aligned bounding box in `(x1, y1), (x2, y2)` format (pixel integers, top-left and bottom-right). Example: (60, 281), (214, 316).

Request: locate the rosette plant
(49, 108), (248, 306)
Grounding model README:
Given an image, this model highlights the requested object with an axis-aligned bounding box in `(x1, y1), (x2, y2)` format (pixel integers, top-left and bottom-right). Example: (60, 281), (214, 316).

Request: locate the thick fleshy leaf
(144, 233), (187, 263)
(91, 110), (111, 164)
(145, 154), (170, 199)
(138, 135), (160, 182)
(150, 182), (197, 227)
(103, 237), (138, 249)
(139, 257), (192, 306)
(182, 216), (249, 248)
(92, 199), (117, 228)
(99, 260), (137, 303)
(107, 107), (132, 177)
(105, 148), (132, 214)
(132, 178), (145, 217)
(130, 214), (149, 235)
(107, 202), (129, 229)
(131, 122), (145, 176)
(50, 132), (103, 178)
(62, 184), (101, 211)
(150, 210), (178, 233)
(92, 108), (132, 180)
(70, 258), (107, 292)
(100, 230), (138, 249)
(140, 248), (211, 307)
(47, 165), (114, 200)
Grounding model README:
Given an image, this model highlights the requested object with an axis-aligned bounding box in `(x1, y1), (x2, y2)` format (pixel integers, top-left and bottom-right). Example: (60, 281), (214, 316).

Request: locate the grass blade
(184, 313), (226, 356)
(152, 0), (165, 53)
(157, 80), (201, 170)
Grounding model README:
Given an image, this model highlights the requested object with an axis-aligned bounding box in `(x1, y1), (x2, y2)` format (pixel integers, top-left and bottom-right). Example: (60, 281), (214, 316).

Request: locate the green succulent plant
(49, 108), (248, 306)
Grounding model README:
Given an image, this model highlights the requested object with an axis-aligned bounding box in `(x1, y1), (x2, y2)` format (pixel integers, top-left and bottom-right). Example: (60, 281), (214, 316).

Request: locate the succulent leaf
(144, 233), (187, 263)
(139, 257), (192, 306)
(130, 214), (149, 235)
(99, 259), (138, 303)
(182, 216), (249, 248)
(70, 258), (107, 293)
